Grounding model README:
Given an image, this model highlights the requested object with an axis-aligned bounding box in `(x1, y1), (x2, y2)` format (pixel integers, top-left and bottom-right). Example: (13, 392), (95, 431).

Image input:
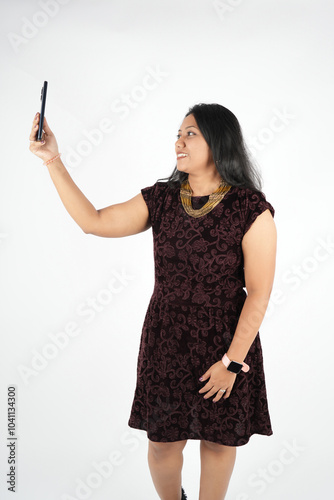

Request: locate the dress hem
(127, 420), (273, 447)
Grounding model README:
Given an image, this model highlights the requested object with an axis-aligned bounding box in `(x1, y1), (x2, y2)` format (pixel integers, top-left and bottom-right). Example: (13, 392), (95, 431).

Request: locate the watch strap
(222, 353), (250, 372)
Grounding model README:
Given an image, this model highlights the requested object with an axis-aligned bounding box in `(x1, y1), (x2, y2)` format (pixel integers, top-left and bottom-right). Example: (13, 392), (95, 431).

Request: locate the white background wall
(0, 1), (333, 499)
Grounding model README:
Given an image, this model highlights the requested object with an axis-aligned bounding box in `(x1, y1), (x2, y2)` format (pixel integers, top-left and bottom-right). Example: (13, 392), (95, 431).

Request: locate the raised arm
(29, 113), (151, 237)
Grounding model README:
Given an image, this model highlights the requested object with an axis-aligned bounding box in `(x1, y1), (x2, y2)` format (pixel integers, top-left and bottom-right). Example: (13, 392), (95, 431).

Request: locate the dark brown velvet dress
(128, 181), (275, 446)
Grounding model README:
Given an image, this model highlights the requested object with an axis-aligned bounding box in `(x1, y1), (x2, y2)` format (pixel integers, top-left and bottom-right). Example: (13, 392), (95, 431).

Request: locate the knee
(201, 439), (236, 453)
(148, 439), (187, 458)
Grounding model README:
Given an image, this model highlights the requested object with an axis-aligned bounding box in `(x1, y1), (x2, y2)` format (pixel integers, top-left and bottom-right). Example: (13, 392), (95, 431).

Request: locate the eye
(176, 131), (195, 139)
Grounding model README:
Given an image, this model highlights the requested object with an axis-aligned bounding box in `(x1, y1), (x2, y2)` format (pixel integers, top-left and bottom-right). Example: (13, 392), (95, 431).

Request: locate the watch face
(227, 361), (243, 374)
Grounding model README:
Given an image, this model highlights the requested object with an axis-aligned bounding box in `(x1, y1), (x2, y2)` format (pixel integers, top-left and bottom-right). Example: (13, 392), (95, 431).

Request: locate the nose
(175, 136), (185, 150)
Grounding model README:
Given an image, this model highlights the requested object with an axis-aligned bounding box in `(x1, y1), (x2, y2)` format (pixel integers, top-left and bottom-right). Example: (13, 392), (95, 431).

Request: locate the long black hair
(157, 103), (262, 191)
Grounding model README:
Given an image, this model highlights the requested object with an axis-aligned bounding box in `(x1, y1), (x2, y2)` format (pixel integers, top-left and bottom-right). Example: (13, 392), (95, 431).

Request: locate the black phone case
(37, 81), (48, 141)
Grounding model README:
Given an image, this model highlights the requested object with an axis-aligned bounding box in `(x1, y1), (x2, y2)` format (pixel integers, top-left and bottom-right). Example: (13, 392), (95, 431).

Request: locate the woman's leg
(147, 438), (187, 500)
(199, 440), (237, 500)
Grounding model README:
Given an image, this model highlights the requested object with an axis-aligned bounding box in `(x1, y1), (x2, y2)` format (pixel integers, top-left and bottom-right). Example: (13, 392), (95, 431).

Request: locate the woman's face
(175, 113), (215, 174)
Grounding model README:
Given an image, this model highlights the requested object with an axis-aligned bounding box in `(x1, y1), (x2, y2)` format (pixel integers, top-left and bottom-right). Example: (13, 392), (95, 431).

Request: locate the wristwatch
(222, 353), (250, 374)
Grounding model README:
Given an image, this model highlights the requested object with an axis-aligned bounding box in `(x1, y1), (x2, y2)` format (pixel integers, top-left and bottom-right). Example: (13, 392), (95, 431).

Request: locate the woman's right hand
(29, 112), (59, 163)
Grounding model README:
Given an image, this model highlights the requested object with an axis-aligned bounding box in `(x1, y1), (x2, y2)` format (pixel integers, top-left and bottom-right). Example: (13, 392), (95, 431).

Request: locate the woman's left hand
(198, 361), (237, 403)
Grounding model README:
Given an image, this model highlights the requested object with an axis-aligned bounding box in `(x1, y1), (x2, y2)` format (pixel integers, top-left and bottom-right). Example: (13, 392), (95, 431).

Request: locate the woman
(29, 103), (277, 500)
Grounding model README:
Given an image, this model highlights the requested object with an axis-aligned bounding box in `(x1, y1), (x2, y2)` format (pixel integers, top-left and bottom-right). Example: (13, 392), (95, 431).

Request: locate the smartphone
(37, 81), (48, 141)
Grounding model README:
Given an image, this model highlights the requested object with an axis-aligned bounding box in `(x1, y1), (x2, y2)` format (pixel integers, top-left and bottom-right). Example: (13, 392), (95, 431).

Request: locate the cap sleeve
(141, 181), (167, 228)
(242, 189), (275, 236)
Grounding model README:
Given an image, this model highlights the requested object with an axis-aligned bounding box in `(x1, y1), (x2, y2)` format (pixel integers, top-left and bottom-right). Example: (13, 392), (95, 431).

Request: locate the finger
(32, 112), (43, 131)
(29, 131), (45, 144)
(30, 113), (49, 138)
(198, 382), (214, 394)
(199, 373), (209, 382)
(29, 139), (45, 149)
(199, 369), (212, 383)
(29, 130), (46, 146)
(212, 392), (225, 403)
(207, 385), (228, 402)
(42, 116), (52, 134)
(29, 122), (39, 141)
(30, 112), (47, 140)
(203, 387), (219, 399)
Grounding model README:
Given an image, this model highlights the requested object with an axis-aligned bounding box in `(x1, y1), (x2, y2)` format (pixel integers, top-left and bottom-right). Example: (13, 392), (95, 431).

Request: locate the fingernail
(41, 141), (45, 145)
(199, 377), (203, 381)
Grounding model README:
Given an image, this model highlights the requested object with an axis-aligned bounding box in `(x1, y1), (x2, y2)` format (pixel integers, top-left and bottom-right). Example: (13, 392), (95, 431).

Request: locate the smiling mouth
(177, 154), (188, 160)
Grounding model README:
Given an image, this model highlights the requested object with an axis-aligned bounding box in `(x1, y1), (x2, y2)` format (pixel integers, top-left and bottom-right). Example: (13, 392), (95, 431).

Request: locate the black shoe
(181, 486), (188, 499)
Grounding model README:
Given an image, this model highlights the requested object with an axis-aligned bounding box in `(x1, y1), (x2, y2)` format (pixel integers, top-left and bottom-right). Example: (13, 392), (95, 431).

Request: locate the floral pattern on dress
(128, 181), (275, 446)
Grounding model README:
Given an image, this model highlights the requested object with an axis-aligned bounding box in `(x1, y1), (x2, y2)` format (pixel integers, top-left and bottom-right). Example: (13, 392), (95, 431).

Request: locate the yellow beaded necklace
(180, 177), (231, 218)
